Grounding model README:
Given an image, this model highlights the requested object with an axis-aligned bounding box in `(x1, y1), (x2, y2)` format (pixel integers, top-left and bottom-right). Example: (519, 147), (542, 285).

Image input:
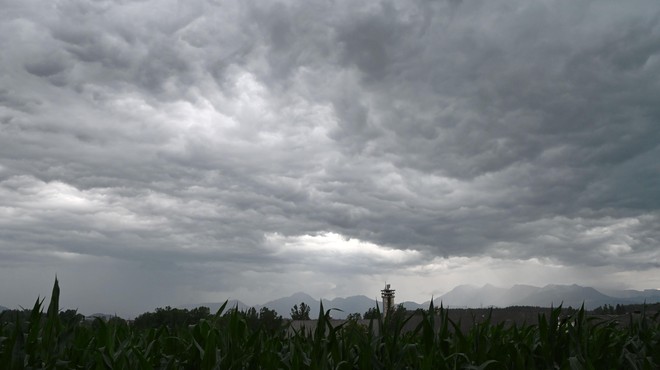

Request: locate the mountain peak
(288, 292), (315, 301)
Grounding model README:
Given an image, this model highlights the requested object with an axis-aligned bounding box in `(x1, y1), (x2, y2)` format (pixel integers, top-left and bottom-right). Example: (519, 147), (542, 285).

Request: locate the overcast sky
(1, 0), (659, 317)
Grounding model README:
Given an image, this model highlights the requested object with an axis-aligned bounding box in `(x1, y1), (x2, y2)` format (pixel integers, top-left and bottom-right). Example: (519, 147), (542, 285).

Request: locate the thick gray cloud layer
(1, 0), (659, 315)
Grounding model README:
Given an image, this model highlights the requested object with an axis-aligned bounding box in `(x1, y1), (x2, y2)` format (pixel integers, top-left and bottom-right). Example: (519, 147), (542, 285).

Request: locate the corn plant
(1, 279), (658, 369)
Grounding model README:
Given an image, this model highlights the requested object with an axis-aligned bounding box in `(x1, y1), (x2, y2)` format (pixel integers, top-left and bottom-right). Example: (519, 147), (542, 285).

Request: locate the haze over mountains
(435, 284), (660, 310)
(182, 284), (660, 319)
(3, 285), (658, 319)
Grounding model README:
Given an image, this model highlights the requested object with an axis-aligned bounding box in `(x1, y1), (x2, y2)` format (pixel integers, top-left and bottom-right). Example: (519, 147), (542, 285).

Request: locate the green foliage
(364, 306), (381, 320)
(1, 279), (659, 369)
(222, 306), (284, 333)
(290, 302), (311, 320)
(133, 305), (211, 330)
(388, 303), (407, 321)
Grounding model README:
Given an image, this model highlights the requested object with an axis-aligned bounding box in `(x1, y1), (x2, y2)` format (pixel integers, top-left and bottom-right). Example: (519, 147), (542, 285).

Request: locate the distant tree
(615, 304), (625, 315)
(243, 307), (260, 330)
(188, 306), (211, 323)
(387, 304), (407, 322)
(222, 306), (284, 332)
(259, 307), (283, 331)
(133, 306), (211, 330)
(290, 302), (311, 320)
(364, 307), (380, 320)
(59, 309), (84, 325)
(133, 311), (158, 329)
(341, 312), (367, 337)
(108, 316), (128, 328)
(0, 309), (31, 325)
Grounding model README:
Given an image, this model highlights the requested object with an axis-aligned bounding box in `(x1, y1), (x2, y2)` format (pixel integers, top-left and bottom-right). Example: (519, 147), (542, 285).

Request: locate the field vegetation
(1, 279), (659, 369)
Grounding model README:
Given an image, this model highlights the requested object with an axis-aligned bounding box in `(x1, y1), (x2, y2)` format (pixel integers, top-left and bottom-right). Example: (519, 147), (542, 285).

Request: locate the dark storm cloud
(24, 54), (71, 78)
(1, 0), (659, 313)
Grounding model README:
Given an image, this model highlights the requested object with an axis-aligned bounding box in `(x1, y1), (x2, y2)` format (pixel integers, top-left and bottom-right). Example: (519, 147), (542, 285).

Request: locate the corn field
(1, 279), (659, 369)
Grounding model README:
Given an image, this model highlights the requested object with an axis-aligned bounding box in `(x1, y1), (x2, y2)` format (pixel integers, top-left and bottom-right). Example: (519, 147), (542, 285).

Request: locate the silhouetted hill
(321, 295), (377, 318)
(0, 305), (8, 312)
(260, 293), (381, 319)
(600, 289), (660, 303)
(260, 292), (318, 319)
(502, 284), (540, 303)
(512, 284), (612, 309)
(400, 300), (427, 311)
(434, 284), (660, 310)
(435, 284), (509, 307)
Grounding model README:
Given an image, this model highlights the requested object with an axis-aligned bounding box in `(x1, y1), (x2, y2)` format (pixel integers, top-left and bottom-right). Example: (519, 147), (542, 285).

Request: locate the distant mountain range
(183, 284), (660, 318)
(3, 284), (659, 319)
(436, 284), (660, 310)
(435, 284), (613, 309)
